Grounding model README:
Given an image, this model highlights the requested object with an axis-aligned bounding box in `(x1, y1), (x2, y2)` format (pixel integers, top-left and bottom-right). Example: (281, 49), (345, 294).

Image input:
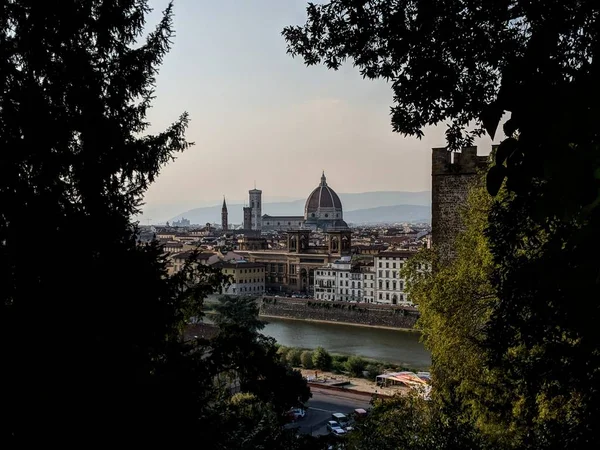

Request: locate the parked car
(286, 408), (306, 422)
(326, 421), (346, 436)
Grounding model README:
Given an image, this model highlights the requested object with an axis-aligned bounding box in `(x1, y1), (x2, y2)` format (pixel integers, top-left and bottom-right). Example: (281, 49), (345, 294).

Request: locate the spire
(321, 171), (327, 186)
(222, 196), (227, 210)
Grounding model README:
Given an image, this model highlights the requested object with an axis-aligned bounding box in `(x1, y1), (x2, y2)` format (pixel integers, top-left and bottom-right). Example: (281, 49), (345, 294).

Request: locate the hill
(170, 191), (431, 225)
(345, 204), (430, 224)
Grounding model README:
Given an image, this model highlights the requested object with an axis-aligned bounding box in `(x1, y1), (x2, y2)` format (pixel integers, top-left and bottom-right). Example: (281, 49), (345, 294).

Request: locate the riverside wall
(258, 297), (419, 330)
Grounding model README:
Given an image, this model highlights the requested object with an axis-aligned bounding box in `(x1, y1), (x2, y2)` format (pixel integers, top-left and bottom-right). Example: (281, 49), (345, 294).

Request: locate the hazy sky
(141, 0), (500, 222)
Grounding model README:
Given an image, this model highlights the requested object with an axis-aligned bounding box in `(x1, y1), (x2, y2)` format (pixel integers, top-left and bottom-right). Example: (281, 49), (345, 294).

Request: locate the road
(288, 386), (373, 436)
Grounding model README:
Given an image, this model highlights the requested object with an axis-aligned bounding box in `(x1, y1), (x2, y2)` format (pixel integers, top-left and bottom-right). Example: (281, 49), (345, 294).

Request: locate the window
(386, 262), (389, 268)
(400, 281), (404, 290)
(378, 270), (382, 277)
(378, 262), (382, 268)
(385, 270), (389, 278)
(393, 281), (397, 290)
(379, 281), (382, 289)
(392, 262), (396, 269)
(386, 293), (389, 300)
(392, 272), (396, 278)
(386, 281), (390, 290)
(379, 293), (382, 300)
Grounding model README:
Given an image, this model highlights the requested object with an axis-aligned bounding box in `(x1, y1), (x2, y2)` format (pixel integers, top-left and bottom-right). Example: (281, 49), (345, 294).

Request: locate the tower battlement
(431, 147), (489, 263)
(432, 146), (488, 175)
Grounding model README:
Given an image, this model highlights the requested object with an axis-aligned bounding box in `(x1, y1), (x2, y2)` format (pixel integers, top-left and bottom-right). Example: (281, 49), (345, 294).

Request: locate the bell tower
(221, 196), (228, 231)
(327, 230), (351, 256)
(287, 230), (310, 253)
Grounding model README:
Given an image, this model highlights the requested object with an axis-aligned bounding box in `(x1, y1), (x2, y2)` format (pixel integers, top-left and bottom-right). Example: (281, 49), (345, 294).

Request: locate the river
(258, 316), (431, 370)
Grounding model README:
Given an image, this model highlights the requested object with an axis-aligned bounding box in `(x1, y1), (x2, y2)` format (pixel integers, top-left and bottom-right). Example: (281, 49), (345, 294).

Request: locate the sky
(140, 0), (501, 222)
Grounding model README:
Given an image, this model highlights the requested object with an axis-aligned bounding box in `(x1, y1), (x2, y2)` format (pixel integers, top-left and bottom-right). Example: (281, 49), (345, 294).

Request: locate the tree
(286, 348), (303, 367)
(300, 350), (314, 369)
(345, 356), (367, 377)
(213, 295), (265, 333)
(402, 176), (514, 444)
(0, 2), (307, 447)
(312, 346), (332, 371)
(209, 296), (311, 414)
(348, 393), (490, 450)
(285, 2), (600, 448)
(0, 1), (219, 444)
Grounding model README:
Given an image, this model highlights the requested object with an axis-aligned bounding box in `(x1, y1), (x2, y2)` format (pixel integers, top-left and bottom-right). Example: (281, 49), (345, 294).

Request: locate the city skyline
(139, 0), (501, 222)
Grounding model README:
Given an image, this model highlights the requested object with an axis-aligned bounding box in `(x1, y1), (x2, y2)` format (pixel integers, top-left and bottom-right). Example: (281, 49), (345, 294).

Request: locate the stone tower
(431, 146), (488, 263)
(249, 186), (262, 231)
(243, 206), (252, 230)
(221, 197), (228, 231)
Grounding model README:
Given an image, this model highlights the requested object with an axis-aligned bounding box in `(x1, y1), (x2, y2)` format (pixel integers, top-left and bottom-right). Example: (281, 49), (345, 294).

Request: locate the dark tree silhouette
(0, 1), (224, 445)
(285, 2), (600, 448)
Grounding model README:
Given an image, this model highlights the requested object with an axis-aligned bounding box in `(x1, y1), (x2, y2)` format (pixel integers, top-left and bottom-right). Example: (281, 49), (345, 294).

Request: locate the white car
(326, 421), (346, 436)
(291, 408), (306, 419)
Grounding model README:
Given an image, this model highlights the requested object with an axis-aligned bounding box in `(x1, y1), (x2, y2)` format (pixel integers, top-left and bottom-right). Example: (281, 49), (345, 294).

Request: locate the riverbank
(298, 368), (406, 397)
(259, 296), (420, 330)
(259, 314), (419, 332)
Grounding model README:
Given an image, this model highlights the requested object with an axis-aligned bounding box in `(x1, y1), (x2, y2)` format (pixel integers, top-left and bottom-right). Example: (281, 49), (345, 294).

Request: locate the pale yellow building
(213, 261), (266, 296)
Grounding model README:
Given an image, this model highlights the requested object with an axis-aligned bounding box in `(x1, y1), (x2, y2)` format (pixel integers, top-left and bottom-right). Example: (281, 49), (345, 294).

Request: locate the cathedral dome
(304, 172), (346, 229)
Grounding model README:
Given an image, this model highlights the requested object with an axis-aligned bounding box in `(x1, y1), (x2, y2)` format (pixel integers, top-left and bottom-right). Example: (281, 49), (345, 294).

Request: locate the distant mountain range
(169, 191), (431, 225)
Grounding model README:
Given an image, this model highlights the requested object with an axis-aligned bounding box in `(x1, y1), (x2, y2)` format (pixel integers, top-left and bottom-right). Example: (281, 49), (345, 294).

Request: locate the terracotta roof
(375, 251), (416, 258)
(212, 261), (266, 270)
(305, 172), (342, 211)
(173, 251), (214, 261)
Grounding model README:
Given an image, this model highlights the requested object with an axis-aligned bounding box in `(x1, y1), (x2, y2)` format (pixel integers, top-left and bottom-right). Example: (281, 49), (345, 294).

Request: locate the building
(246, 172), (350, 233)
(374, 251), (415, 305)
(432, 147), (488, 262)
(361, 264), (376, 303)
(314, 257), (365, 302)
(170, 250), (219, 274)
(239, 229), (352, 294)
(213, 261), (266, 296)
(172, 217), (190, 227)
(262, 215), (304, 231)
(238, 236), (269, 251)
(243, 206), (252, 230)
(221, 197), (228, 231)
(303, 172), (348, 231)
(249, 187), (262, 230)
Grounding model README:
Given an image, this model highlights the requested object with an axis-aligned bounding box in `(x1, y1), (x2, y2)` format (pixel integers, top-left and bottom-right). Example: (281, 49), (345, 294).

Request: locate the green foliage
(330, 360), (346, 374)
(277, 346), (290, 364)
(312, 346), (332, 371)
(332, 354), (348, 364)
(300, 350), (314, 369)
(286, 2), (600, 447)
(348, 394), (491, 450)
(286, 348), (302, 367)
(209, 296), (311, 414)
(213, 295), (264, 333)
(345, 356), (367, 377)
(0, 1), (226, 444)
(364, 364), (381, 380)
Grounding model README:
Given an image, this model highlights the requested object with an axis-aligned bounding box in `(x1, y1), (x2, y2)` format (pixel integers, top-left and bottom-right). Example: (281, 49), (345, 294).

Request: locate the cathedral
(250, 172), (349, 232)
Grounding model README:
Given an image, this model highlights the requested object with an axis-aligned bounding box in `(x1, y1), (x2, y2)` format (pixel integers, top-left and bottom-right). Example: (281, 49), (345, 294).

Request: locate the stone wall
(259, 297), (419, 329)
(431, 147), (488, 263)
